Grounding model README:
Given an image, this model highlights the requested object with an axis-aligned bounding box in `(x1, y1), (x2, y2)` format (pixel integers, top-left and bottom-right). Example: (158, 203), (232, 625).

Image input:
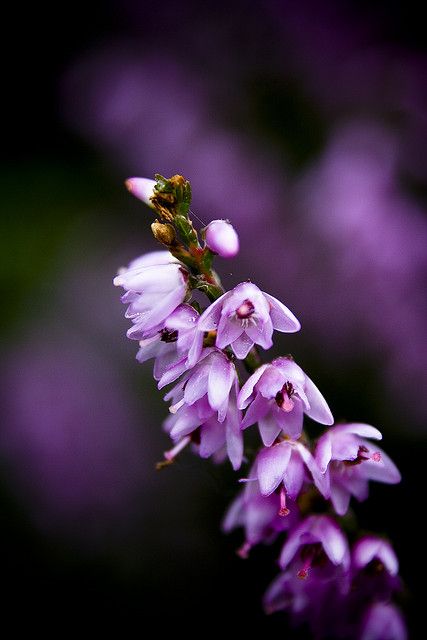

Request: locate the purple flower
(315, 423), (401, 516)
(197, 282), (300, 359)
(243, 439), (329, 516)
(223, 481), (297, 558)
(125, 176), (157, 207)
(352, 536), (399, 577)
(360, 603), (407, 640)
(238, 357), (333, 445)
(128, 303), (203, 382)
(279, 515), (350, 576)
(161, 350), (243, 469)
(114, 250), (189, 332)
(205, 219), (240, 258)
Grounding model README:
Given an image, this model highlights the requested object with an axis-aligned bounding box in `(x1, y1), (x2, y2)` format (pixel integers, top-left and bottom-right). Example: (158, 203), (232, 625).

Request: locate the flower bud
(151, 221), (177, 246)
(205, 220), (239, 258)
(125, 177), (157, 207)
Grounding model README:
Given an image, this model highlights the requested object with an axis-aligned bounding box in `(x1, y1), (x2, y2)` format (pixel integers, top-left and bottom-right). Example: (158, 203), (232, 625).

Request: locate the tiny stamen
(297, 556), (312, 579)
(236, 299), (255, 320)
(169, 398), (186, 414)
(279, 486), (290, 517)
(236, 541), (252, 559)
(163, 436), (191, 462)
(275, 382), (295, 412)
(371, 451), (382, 462)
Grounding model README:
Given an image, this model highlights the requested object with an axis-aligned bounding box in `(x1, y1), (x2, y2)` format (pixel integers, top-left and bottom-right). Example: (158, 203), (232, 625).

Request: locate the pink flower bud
(205, 220), (239, 258)
(125, 177), (157, 207)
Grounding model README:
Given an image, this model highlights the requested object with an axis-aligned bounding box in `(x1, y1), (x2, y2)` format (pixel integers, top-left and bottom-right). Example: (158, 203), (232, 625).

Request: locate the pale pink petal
(258, 413), (282, 447)
(361, 603), (407, 640)
(282, 452), (305, 500)
(294, 442), (330, 498)
(184, 361), (210, 405)
(231, 332), (254, 359)
(312, 516), (349, 567)
(257, 442), (292, 495)
(169, 406), (201, 439)
(199, 418), (225, 458)
(256, 366), (284, 398)
(262, 292), (301, 332)
(353, 537), (399, 576)
(315, 431), (333, 473)
(241, 393), (270, 429)
(238, 364), (269, 409)
(157, 357), (188, 389)
(330, 482), (351, 516)
(245, 319), (274, 350)
(226, 403), (244, 470)
(197, 293), (229, 331)
(304, 375), (334, 425)
(274, 401), (304, 440)
(207, 353), (235, 412)
(165, 303), (199, 330)
(185, 331), (204, 368)
(332, 423), (383, 440)
(216, 315), (244, 349)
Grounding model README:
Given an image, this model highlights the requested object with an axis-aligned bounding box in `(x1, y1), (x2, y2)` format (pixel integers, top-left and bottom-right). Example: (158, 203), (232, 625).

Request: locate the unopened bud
(125, 177), (156, 207)
(151, 221), (177, 246)
(205, 219), (239, 258)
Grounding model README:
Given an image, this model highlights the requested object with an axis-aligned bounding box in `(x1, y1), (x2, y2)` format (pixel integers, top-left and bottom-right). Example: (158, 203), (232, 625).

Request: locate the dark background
(1, 1), (426, 635)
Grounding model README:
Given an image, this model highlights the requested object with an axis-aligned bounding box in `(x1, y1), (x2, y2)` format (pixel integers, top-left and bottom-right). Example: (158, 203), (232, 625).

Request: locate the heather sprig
(115, 174), (406, 639)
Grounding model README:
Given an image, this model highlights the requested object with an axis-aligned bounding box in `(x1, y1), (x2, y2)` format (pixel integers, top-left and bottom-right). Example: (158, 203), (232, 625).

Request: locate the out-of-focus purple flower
(205, 219), (240, 258)
(130, 303), (203, 382)
(223, 480), (296, 558)
(352, 536), (399, 577)
(239, 357), (333, 445)
(279, 515), (350, 575)
(114, 250), (189, 332)
(197, 282), (300, 359)
(315, 423), (401, 515)
(360, 602), (407, 640)
(244, 439), (329, 516)
(125, 176), (157, 207)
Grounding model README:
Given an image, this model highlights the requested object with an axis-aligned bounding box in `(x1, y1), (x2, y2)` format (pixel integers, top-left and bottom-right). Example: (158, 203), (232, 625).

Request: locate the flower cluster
(115, 174), (407, 639)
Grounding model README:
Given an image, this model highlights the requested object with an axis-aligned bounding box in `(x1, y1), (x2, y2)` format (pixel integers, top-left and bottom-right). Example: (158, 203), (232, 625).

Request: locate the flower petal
(262, 292), (301, 332)
(303, 374), (334, 425)
(226, 402), (244, 470)
(257, 442), (292, 495)
(312, 516), (349, 567)
(353, 536), (399, 576)
(315, 431), (333, 473)
(241, 393), (270, 429)
(207, 353), (235, 412)
(258, 412), (282, 447)
(238, 364), (269, 409)
(231, 332), (255, 359)
(199, 417), (226, 458)
(216, 315), (244, 349)
(197, 293), (229, 331)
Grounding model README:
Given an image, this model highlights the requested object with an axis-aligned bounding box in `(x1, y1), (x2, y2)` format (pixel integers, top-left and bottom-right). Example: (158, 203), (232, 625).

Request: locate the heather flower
(163, 375), (243, 470)
(130, 303), (203, 381)
(205, 219), (239, 257)
(315, 423), (401, 515)
(125, 177), (156, 207)
(279, 514), (350, 575)
(360, 603), (407, 640)
(352, 536), (399, 577)
(223, 481), (296, 557)
(114, 250), (189, 332)
(238, 357), (333, 445)
(245, 439), (329, 516)
(197, 282), (300, 359)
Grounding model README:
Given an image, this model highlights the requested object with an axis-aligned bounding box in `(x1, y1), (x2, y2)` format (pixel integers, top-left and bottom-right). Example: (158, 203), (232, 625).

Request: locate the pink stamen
(236, 299), (255, 319)
(371, 451), (382, 462)
(278, 486), (290, 517)
(297, 556), (312, 579)
(164, 436), (191, 461)
(236, 542), (251, 559)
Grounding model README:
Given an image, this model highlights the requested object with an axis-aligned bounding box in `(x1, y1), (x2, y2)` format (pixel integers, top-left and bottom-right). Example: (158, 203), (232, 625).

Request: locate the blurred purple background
(1, 0), (426, 635)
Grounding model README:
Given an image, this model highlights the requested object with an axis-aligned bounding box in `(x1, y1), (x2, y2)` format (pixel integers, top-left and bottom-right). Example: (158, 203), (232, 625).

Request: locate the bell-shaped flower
(162, 372), (243, 470)
(223, 480), (297, 558)
(360, 603), (407, 640)
(243, 439), (329, 518)
(129, 304), (203, 382)
(315, 423), (401, 516)
(238, 357), (333, 445)
(197, 282), (300, 359)
(114, 250), (189, 332)
(279, 515), (350, 575)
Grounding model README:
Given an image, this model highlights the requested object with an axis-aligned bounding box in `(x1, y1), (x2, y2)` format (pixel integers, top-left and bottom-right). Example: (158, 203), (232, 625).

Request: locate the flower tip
(205, 219), (240, 258)
(125, 177), (157, 207)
